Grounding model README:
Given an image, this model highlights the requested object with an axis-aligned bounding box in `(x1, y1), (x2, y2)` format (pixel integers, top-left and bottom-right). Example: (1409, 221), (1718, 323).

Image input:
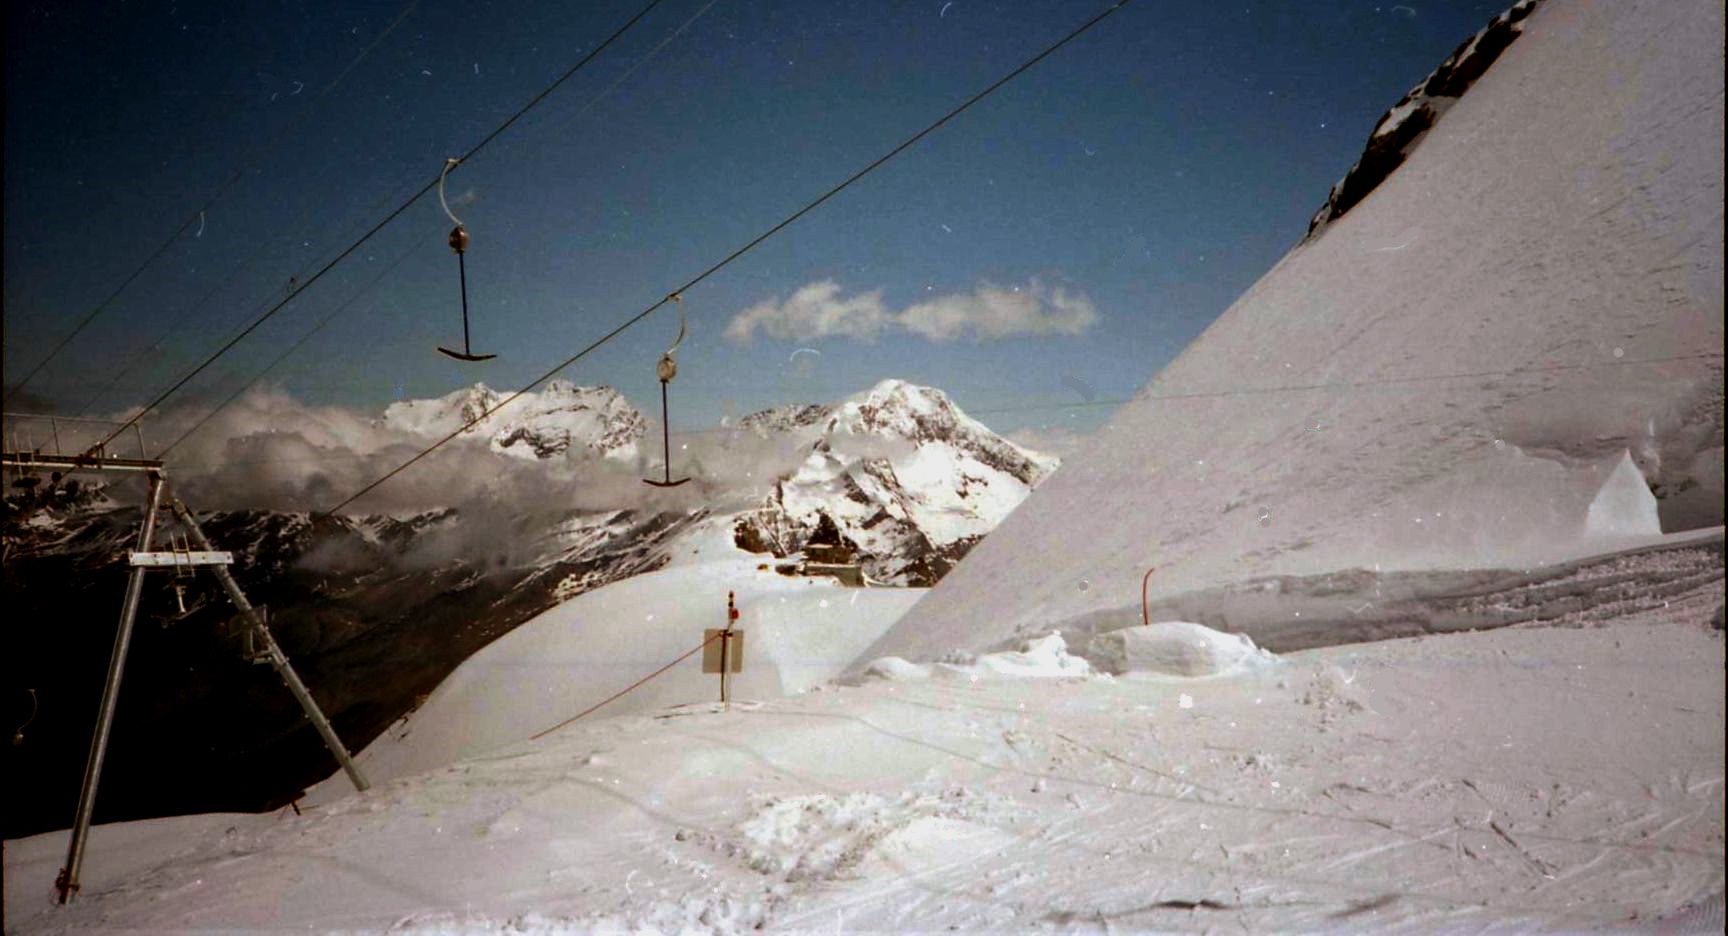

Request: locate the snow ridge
(1307, 0), (1542, 238)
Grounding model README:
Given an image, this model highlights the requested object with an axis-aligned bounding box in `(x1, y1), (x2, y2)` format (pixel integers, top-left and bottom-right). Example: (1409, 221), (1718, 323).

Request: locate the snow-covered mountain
(381, 379), (646, 461)
(1, 379), (1049, 834)
(374, 376), (1055, 585)
(6, 4), (1725, 928)
(731, 379), (1059, 585)
(867, 0), (1724, 662)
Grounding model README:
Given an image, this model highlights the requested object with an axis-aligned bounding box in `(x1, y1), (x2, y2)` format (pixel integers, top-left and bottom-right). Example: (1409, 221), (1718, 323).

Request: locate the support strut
(169, 498), (369, 795)
(59, 471), (164, 904)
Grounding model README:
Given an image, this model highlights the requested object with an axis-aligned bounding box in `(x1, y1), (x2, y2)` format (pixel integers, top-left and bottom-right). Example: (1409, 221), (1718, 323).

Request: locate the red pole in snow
(1141, 567), (1156, 629)
(721, 592), (738, 705)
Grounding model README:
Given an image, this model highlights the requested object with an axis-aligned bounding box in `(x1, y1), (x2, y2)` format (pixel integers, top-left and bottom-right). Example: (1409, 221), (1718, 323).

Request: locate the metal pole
(457, 251), (472, 355)
(168, 498), (369, 794)
(660, 380), (672, 485)
(719, 631), (730, 706)
(59, 471), (164, 904)
(720, 591), (737, 707)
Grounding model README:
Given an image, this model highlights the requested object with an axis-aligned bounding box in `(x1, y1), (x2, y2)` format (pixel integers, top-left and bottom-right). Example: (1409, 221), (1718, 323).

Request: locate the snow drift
(867, 0), (1724, 662)
(856, 631), (1094, 682)
(1083, 621), (1280, 678)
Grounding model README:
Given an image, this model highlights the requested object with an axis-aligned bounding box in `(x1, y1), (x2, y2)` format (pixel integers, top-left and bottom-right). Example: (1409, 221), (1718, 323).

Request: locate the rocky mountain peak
(732, 379), (1059, 585)
(381, 382), (645, 461)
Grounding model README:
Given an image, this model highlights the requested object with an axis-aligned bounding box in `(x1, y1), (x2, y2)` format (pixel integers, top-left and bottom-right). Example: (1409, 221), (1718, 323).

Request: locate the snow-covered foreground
(8, 569), (1720, 933)
(302, 530), (928, 798)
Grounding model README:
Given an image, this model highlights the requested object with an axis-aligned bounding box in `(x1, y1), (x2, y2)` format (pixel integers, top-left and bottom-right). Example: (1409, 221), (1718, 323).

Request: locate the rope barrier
(530, 630), (725, 741)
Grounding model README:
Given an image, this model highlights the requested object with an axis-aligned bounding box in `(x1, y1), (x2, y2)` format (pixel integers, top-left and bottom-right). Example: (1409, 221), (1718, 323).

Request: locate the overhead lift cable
(5, 0), (426, 406)
(431, 0), (723, 362)
(76, 149), (435, 419)
(82, 0), (674, 454)
(72, 198), (329, 418)
(141, 0), (718, 458)
(146, 348), (1725, 475)
(320, 0), (1140, 516)
(157, 227), (444, 459)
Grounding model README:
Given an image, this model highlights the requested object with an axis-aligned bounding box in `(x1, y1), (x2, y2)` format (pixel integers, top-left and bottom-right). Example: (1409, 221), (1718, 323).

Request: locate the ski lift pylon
(643, 294), (691, 488)
(434, 157), (496, 363)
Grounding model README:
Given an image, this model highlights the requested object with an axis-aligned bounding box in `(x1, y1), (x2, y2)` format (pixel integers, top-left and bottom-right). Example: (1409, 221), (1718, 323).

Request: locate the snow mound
(730, 787), (1019, 882)
(859, 631), (1092, 681)
(1083, 621), (1280, 677)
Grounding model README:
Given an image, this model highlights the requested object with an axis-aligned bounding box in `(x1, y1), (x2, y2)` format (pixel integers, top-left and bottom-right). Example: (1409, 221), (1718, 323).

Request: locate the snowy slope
(868, 0), (1725, 661)
(302, 536), (926, 799)
(381, 379), (646, 461)
(6, 575), (1721, 933)
(1306, 0), (1544, 238)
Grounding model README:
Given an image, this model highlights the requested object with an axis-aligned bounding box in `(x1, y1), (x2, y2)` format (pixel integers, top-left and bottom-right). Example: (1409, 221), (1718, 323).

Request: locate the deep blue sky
(4, 0), (1509, 440)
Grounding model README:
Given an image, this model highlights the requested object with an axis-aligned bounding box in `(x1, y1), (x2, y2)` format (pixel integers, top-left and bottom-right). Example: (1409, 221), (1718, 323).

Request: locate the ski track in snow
(5, 583), (1721, 933)
(5, 0), (1725, 931)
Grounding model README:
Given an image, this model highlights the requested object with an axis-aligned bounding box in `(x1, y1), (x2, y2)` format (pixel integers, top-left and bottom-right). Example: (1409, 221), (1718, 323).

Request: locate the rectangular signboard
(702, 629), (743, 673)
(129, 551), (233, 567)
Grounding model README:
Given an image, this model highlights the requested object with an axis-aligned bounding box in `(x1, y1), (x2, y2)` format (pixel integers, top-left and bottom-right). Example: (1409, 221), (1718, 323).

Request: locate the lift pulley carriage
(435, 157), (496, 362)
(643, 294), (691, 488)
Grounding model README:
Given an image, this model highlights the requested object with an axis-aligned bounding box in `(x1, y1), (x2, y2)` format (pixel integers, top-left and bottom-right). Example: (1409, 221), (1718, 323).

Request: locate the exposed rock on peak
(738, 403), (831, 433)
(381, 380), (645, 461)
(732, 380), (1058, 585)
(1308, 0), (1543, 238)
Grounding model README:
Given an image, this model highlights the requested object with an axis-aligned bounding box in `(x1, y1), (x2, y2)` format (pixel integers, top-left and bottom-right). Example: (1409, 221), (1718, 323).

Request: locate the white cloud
(725, 278), (1101, 345)
(898, 280), (1099, 342)
(723, 280), (891, 344)
(141, 385), (829, 518)
(1006, 425), (1091, 461)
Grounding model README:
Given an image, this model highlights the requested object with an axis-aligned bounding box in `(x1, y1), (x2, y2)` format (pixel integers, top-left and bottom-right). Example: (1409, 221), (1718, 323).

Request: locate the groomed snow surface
(6, 543), (1721, 933)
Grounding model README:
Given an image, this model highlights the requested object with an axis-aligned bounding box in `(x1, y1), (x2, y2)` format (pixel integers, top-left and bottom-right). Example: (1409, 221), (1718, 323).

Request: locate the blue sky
(4, 0), (1509, 441)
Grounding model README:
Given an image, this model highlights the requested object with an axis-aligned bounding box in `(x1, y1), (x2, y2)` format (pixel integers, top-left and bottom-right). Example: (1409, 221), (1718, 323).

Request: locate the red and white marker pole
(721, 592), (739, 705)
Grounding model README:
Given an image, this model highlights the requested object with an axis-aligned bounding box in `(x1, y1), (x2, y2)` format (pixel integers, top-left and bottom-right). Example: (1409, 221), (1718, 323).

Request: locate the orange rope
(1141, 566), (1156, 628)
(530, 631), (725, 741)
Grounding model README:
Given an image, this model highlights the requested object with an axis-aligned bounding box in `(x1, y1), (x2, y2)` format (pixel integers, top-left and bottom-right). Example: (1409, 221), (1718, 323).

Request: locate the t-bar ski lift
(435, 157), (496, 362)
(643, 294), (691, 488)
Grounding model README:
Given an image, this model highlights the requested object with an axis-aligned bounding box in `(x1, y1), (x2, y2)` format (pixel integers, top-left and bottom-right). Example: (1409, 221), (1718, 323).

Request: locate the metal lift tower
(2, 413), (369, 905)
